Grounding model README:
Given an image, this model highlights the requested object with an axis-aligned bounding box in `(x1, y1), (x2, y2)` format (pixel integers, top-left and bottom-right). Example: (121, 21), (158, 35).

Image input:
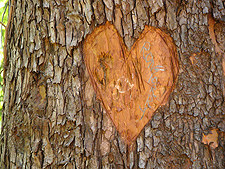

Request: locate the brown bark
(1, 0), (225, 168)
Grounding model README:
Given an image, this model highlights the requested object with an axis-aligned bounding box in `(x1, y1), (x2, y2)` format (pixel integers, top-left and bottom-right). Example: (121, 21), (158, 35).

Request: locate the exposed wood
(84, 22), (178, 145)
(202, 129), (219, 149)
(208, 14), (222, 55)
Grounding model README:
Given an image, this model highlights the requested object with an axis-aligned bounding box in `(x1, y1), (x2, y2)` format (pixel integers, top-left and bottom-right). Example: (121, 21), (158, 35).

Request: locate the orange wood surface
(83, 22), (179, 145)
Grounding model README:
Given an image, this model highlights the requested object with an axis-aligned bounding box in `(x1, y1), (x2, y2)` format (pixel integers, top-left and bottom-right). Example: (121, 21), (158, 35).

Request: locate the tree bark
(1, 0), (225, 168)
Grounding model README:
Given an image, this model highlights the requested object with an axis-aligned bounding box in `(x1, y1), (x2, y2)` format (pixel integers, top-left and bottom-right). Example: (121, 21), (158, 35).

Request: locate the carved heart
(83, 22), (179, 145)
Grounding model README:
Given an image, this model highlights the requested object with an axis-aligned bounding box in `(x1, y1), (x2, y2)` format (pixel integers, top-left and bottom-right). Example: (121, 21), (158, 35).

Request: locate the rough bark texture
(1, 0), (225, 168)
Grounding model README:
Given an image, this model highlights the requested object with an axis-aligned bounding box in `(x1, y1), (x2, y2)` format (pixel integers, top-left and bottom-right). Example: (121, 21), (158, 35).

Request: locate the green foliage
(0, 0), (9, 128)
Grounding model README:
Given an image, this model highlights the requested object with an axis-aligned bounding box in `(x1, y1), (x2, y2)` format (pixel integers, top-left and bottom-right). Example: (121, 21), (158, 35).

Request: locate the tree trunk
(1, 0), (225, 168)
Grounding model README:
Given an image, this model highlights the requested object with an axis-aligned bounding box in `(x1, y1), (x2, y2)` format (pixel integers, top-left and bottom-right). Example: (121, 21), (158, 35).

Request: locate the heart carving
(83, 22), (179, 145)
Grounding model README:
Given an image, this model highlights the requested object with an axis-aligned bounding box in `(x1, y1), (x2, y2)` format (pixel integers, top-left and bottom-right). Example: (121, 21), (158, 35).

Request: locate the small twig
(0, 22), (6, 28)
(1, 2), (8, 23)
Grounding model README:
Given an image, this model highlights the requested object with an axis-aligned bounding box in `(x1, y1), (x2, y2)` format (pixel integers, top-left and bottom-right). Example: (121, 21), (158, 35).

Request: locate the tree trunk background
(1, 0), (225, 168)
